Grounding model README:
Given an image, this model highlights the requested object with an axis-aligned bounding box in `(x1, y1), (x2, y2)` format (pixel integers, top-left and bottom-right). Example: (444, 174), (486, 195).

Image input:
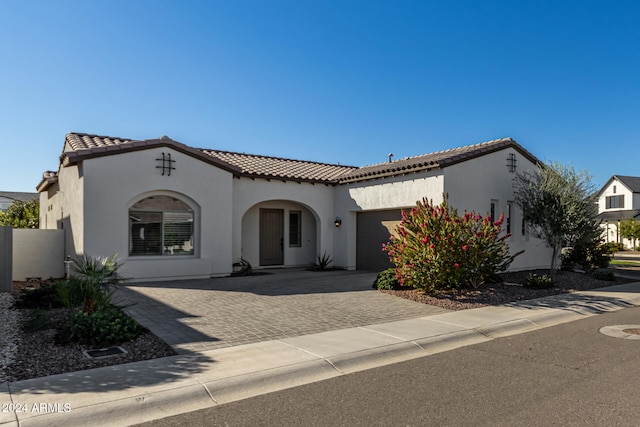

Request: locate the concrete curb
(3, 281), (640, 427)
(205, 359), (342, 405)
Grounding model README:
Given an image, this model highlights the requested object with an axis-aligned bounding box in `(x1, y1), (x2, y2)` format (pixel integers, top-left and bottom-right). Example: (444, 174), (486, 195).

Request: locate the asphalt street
(134, 305), (640, 427)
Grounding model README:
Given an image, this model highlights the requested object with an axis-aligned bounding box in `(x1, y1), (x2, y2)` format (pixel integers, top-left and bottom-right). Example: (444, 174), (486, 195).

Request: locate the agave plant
(232, 257), (253, 276)
(314, 251), (334, 271)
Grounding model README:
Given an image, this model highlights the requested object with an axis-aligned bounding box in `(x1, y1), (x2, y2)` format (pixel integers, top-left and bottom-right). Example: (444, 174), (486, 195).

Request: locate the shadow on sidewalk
(8, 350), (214, 395)
(509, 291), (636, 315)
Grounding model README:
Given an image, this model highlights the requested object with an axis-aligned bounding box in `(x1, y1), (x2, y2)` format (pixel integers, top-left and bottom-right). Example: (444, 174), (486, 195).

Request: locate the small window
(129, 195), (194, 256)
(606, 195), (624, 209)
(289, 211), (301, 247)
(613, 185), (617, 194)
(490, 200), (498, 222)
(506, 202), (513, 234)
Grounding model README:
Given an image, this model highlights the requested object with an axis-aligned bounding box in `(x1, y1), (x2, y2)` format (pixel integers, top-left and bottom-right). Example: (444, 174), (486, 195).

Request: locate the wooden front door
(259, 208), (284, 265)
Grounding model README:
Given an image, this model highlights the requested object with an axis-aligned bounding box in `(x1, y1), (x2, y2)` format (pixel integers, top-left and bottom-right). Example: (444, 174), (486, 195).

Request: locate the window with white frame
(129, 195), (194, 256)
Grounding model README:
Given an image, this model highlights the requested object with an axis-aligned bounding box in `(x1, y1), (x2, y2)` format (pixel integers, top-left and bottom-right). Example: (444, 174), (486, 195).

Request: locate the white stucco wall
(444, 147), (551, 270)
(333, 148), (551, 271)
(13, 229), (65, 281)
(334, 169), (445, 269)
(80, 147), (234, 281)
(39, 163), (84, 257)
(232, 178), (335, 268)
(598, 179), (636, 212)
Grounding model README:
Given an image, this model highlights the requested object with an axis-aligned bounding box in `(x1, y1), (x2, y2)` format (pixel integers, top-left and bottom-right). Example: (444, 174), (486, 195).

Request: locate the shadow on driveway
(116, 269), (450, 354)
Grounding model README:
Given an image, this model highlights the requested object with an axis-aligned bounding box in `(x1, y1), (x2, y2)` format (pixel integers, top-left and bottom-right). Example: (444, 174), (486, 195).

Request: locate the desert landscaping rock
(382, 270), (632, 311)
(0, 293), (21, 383)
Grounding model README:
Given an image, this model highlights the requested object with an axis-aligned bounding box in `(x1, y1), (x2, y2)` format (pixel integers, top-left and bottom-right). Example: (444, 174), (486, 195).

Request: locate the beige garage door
(356, 210), (402, 271)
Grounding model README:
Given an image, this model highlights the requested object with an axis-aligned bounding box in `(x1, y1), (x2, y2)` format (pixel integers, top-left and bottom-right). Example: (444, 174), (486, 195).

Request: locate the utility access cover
(83, 346), (128, 359)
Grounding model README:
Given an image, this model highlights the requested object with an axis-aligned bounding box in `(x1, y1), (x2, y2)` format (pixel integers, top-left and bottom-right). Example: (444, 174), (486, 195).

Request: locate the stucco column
(0, 226), (12, 292)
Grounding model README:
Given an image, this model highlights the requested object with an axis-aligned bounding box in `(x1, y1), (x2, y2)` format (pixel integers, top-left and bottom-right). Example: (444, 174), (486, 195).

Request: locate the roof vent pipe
(388, 153), (393, 163)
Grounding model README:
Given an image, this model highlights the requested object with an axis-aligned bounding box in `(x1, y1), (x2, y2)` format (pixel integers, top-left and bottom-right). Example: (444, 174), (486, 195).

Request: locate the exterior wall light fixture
(334, 217), (342, 227)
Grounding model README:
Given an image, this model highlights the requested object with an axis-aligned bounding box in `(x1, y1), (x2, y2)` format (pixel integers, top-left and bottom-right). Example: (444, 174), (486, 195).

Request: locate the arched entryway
(241, 200), (318, 268)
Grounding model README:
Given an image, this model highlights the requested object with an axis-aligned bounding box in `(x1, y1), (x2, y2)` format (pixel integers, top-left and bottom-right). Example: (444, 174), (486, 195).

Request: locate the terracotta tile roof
(65, 133), (134, 151)
(56, 133), (539, 185)
(200, 149), (356, 182)
(62, 133), (242, 175)
(61, 133), (354, 183)
(337, 137), (539, 183)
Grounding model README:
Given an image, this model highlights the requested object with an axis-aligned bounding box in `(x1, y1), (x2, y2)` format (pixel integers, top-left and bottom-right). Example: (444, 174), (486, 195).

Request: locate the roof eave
(339, 164), (441, 184)
(596, 175), (637, 197)
(61, 139), (243, 175)
(36, 174), (58, 193)
(235, 173), (339, 185)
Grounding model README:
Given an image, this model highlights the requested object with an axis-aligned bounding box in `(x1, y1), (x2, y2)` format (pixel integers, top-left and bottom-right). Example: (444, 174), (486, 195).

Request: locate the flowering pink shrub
(383, 198), (522, 293)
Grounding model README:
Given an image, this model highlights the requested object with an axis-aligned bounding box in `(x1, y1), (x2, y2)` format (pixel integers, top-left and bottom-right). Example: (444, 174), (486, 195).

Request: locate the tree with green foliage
(513, 162), (598, 279)
(620, 219), (640, 250)
(0, 199), (39, 228)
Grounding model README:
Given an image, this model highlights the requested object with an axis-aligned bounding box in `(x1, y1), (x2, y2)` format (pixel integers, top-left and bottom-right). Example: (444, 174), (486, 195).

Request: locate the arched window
(129, 195), (194, 256)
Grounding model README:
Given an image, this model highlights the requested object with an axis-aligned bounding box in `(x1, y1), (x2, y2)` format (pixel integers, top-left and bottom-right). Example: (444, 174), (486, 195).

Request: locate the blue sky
(1, 0), (638, 192)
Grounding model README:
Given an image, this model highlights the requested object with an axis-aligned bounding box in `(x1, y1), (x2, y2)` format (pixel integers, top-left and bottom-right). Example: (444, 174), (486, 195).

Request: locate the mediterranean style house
(37, 132), (552, 280)
(596, 175), (640, 248)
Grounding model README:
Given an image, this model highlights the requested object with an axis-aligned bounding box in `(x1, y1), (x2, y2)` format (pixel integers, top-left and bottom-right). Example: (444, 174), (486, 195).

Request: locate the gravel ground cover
(1, 287), (176, 384)
(1, 269), (635, 383)
(381, 270), (635, 311)
(0, 292), (21, 383)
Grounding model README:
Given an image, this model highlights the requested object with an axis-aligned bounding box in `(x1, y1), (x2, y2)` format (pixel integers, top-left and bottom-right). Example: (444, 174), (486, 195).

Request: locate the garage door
(356, 210), (403, 271)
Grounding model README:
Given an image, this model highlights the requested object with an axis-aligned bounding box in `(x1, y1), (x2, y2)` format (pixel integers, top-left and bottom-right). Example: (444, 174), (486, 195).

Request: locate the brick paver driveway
(116, 269), (450, 354)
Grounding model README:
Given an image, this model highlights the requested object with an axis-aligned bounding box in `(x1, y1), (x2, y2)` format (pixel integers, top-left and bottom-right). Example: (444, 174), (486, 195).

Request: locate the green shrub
(562, 243), (610, 271)
(383, 197), (522, 293)
(16, 283), (63, 309)
(23, 309), (51, 332)
(592, 268), (616, 281)
(55, 278), (86, 309)
(602, 242), (625, 254)
(56, 307), (142, 347)
(372, 268), (402, 290)
(69, 254), (127, 313)
(524, 273), (555, 289)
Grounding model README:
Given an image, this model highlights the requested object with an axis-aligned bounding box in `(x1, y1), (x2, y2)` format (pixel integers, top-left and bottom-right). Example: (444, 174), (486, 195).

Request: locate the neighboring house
(0, 191), (38, 212)
(595, 175), (640, 248)
(37, 132), (552, 281)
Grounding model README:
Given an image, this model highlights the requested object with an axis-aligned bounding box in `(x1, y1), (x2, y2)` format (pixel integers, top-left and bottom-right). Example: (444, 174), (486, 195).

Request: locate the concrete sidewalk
(2, 281), (640, 427)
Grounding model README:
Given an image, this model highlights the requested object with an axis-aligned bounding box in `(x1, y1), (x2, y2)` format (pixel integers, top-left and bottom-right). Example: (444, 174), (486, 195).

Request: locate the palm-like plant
(70, 254), (127, 313)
